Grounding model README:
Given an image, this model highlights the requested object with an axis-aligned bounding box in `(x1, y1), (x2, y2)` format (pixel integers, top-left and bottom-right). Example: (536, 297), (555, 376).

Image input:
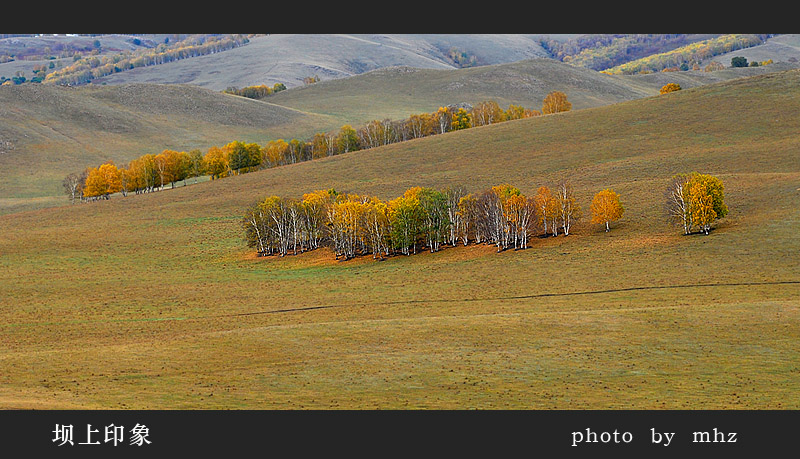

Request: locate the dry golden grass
(1, 70), (799, 409)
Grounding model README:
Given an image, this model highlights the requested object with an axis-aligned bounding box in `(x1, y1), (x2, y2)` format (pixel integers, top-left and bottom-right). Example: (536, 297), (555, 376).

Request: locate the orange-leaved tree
(83, 162), (122, 200)
(203, 146), (229, 179)
(590, 188), (624, 232)
(660, 83), (682, 94)
(542, 91), (572, 115)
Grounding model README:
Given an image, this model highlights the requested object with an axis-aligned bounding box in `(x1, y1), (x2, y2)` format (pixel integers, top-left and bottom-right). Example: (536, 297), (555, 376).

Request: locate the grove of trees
(660, 83), (681, 94)
(242, 181), (585, 260)
(66, 148), (206, 201)
(67, 95), (566, 201)
(242, 171), (726, 263)
(601, 34), (773, 75)
(665, 172), (728, 235)
(223, 83), (286, 99)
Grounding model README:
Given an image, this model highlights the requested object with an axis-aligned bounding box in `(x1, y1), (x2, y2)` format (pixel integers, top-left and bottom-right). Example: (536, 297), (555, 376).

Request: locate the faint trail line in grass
(213, 279), (800, 319)
(3, 280), (798, 329)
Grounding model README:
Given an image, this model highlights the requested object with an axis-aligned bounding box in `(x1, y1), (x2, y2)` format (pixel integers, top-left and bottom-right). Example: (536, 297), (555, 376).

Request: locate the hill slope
(0, 83), (330, 207)
(2, 56), (795, 215)
(1, 70), (798, 409)
(0, 57), (652, 211)
(88, 34), (552, 89)
(264, 57), (797, 127)
(267, 58), (655, 123)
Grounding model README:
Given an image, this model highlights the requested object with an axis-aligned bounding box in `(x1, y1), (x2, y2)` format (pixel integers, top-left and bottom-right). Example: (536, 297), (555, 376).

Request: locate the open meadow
(0, 70), (798, 409)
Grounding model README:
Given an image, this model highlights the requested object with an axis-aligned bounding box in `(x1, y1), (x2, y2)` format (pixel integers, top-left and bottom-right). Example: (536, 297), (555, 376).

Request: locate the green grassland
(1, 69), (799, 409)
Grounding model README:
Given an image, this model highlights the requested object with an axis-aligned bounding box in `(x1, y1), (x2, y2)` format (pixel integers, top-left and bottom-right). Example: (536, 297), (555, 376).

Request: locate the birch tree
(388, 192), (422, 255)
(434, 107), (452, 134)
(443, 186), (467, 246)
(457, 193), (480, 245)
(361, 196), (391, 259)
(533, 186), (559, 236)
(63, 172), (81, 204)
(555, 180), (580, 236)
(504, 194), (536, 249)
(689, 183), (716, 235)
(336, 125), (360, 154)
(542, 91), (572, 115)
(590, 188), (624, 232)
(417, 187), (450, 253)
(687, 173), (727, 235)
(665, 173), (692, 235)
(188, 149), (205, 183)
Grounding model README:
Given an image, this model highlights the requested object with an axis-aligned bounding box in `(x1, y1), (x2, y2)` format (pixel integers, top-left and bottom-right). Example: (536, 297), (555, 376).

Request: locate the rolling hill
(265, 58), (656, 123)
(7, 34), (798, 92)
(708, 34), (800, 66)
(0, 82), (331, 210)
(1, 69), (798, 409)
(4, 55), (793, 216)
(85, 34), (552, 90)
(1, 57), (654, 213)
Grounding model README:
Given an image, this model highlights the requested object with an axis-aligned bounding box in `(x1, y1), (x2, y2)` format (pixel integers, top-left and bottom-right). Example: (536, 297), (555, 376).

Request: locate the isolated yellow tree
(660, 83), (682, 94)
(542, 91), (572, 115)
(590, 188), (624, 232)
(688, 173), (727, 225)
(689, 183), (716, 234)
(687, 173), (727, 235)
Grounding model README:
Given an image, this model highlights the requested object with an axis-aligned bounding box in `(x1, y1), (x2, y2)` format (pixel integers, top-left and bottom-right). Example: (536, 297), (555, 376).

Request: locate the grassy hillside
(617, 61), (799, 93)
(86, 34), (551, 90)
(266, 58), (655, 124)
(266, 57), (800, 123)
(0, 34), (248, 86)
(708, 34), (800, 67)
(0, 58), (653, 212)
(0, 83), (332, 207)
(2, 55), (796, 215)
(601, 34), (800, 75)
(540, 34), (720, 70)
(1, 70), (798, 409)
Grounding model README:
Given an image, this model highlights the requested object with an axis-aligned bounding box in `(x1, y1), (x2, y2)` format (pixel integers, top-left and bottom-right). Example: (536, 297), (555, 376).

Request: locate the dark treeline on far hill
(2, 34), (253, 86)
(539, 34), (775, 74)
(539, 34), (707, 70)
(67, 93), (572, 200)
